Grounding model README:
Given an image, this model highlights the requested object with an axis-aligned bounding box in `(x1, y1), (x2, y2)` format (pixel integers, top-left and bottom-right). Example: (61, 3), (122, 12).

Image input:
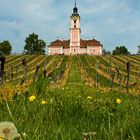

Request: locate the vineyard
(0, 55), (140, 140)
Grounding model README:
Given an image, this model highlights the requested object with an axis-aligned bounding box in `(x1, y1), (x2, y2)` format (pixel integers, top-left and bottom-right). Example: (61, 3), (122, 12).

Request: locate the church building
(48, 1), (103, 55)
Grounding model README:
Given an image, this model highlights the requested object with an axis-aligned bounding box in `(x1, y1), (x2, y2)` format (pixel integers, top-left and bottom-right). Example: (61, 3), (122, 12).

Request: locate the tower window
(74, 20), (76, 28)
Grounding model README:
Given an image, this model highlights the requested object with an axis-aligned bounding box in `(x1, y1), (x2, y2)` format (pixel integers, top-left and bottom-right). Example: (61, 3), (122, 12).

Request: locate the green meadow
(0, 55), (140, 140)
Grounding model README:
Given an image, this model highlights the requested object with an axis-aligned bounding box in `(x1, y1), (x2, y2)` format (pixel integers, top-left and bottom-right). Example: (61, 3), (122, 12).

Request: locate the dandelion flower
(0, 122), (18, 140)
(116, 98), (122, 104)
(41, 100), (48, 105)
(87, 96), (93, 100)
(29, 95), (36, 102)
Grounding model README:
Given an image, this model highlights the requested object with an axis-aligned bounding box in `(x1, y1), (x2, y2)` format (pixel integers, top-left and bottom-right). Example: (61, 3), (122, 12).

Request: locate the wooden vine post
(43, 63), (47, 79)
(116, 65), (122, 89)
(20, 58), (27, 85)
(126, 61), (130, 94)
(0, 54), (6, 84)
(10, 65), (14, 82)
(33, 64), (40, 82)
(109, 55), (113, 89)
(43, 55), (47, 79)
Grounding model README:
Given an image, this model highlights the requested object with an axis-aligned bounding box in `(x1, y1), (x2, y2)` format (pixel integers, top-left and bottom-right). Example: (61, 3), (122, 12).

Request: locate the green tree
(0, 41), (12, 55)
(112, 46), (129, 55)
(24, 33), (46, 54)
(102, 49), (111, 55)
(137, 45), (140, 54)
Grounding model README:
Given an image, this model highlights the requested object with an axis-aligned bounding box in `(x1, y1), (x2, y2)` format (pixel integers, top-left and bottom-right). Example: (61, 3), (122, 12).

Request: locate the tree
(24, 33), (46, 54)
(102, 49), (111, 55)
(112, 46), (129, 55)
(137, 45), (140, 54)
(0, 41), (12, 55)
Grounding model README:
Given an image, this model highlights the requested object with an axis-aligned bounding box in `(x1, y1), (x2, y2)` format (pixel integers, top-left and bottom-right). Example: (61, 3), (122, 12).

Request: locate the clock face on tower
(72, 16), (78, 21)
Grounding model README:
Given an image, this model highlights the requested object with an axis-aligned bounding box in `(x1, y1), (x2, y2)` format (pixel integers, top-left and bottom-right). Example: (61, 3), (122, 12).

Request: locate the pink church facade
(48, 2), (103, 55)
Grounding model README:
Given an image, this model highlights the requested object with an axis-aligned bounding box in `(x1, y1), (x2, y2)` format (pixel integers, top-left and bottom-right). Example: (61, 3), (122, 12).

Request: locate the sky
(0, 0), (140, 54)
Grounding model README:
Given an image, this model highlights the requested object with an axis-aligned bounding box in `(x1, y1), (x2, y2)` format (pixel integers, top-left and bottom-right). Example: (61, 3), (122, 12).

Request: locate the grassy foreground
(0, 56), (140, 140)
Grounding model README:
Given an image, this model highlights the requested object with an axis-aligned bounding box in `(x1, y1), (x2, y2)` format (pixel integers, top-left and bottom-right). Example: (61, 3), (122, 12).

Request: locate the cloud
(80, 0), (140, 53)
(0, 0), (140, 53)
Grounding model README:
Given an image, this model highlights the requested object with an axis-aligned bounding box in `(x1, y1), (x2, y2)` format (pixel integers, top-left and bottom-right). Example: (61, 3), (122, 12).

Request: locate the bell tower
(70, 0), (81, 54)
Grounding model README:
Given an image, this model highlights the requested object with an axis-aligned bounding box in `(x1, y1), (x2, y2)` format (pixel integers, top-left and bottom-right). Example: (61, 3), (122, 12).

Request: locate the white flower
(0, 122), (18, 140)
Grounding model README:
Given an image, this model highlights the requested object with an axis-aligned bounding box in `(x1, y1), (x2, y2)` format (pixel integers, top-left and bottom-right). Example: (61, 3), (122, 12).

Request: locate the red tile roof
(48, 39), (102, 48)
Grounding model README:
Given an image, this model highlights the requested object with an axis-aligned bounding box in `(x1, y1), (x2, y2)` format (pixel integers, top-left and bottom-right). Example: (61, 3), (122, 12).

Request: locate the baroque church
(48, 1), (103, 55)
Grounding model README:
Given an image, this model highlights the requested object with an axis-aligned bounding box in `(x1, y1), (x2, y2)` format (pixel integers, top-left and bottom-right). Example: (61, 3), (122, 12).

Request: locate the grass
(0, 86), (139, 140)
(0, 55), (139, 140)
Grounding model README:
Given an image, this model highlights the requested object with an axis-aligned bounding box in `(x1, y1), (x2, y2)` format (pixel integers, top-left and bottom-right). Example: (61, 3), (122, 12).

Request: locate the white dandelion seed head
(0, 122), (18, 140)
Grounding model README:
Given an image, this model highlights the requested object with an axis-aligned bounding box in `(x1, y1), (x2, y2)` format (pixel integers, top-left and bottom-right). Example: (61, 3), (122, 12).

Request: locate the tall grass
(0, 86), (139, 140)
(0, 55), (139, 140)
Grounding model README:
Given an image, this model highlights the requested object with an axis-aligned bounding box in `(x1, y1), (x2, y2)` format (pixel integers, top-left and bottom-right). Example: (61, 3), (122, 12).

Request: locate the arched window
(74, 20), (76, 28)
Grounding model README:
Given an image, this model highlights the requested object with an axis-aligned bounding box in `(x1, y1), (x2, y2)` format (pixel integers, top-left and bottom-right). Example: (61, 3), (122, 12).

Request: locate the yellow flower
(41, 100), (48, 105)
(116, 98), (122, 104)
(29, 95), (36, 102)
(87, 96), (93, 100)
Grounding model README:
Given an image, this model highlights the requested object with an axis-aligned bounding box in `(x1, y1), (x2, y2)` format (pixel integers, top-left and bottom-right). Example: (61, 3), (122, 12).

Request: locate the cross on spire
(75, 0), (77, 7)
